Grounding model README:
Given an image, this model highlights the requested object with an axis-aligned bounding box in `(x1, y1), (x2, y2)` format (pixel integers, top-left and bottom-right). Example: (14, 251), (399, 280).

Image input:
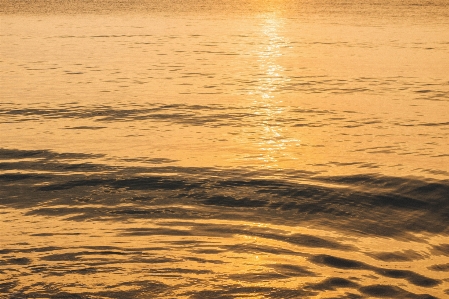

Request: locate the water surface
(1, 0), (448, 298)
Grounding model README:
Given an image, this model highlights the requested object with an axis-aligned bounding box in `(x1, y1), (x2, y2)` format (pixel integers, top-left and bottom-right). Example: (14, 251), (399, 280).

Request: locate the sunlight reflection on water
(1, 0), (449, 298)
(247, 15), (301, 167)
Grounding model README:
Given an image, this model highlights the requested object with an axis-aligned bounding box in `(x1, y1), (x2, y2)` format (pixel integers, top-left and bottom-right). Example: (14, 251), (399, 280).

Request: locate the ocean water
(1, 0), (449, 298)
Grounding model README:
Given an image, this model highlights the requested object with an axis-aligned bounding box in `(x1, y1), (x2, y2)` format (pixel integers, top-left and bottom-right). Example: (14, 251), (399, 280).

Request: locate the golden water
(1, 0), (448, 298)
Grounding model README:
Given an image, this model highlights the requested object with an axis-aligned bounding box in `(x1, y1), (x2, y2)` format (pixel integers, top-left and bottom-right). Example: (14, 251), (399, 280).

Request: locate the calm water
(1, 0), (449, 298)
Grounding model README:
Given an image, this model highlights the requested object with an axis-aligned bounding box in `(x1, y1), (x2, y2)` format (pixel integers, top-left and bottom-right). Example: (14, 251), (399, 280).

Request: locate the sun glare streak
(254, 15), (287, 100)
(247, 14), (298, 168)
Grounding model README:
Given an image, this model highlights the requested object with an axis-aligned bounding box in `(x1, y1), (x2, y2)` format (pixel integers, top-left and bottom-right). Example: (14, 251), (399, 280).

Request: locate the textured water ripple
(1, 148), (448, 298)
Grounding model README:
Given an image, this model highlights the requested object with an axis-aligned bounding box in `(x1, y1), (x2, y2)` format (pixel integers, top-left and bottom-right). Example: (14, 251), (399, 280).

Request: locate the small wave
(1, 148), (448, 298)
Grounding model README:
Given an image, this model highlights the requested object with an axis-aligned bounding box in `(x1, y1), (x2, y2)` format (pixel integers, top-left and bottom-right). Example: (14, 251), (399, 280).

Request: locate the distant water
(1, 0), (449, 298)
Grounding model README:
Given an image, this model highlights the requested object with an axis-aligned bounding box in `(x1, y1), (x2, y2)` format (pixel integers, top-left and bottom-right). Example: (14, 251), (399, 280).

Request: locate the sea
(1, 0), (448, 298)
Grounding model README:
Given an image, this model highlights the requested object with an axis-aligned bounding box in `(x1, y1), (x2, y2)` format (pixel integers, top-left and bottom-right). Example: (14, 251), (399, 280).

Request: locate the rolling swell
(1, 148), (448, 298)
(1, 148), (447, 236)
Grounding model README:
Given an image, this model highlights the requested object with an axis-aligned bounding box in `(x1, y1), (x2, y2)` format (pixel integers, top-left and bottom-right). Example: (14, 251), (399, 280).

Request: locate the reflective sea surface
(1, 0), (449, 298)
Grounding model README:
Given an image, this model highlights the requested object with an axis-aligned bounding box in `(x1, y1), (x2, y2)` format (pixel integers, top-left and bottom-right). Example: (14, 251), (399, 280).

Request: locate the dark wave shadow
(367, 249), (427, 262)
(306, 277), (359, 291)
(1, 148), (448, 239)
(359, 284), (437, 299)
(310, 254), (441, 287)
